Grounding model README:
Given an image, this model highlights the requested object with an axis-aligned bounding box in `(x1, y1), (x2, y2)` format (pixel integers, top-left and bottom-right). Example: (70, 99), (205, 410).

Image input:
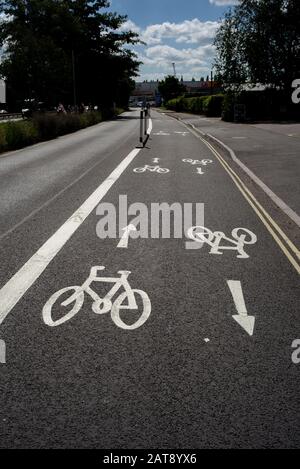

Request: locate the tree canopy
(0, 0), (141, 110)
(158, 75), (186, 103)
(214, 0), (300, 91)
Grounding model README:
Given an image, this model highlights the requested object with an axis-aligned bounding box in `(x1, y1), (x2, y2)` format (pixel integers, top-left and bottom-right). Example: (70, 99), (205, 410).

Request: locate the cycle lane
(0, 110), (299, 448)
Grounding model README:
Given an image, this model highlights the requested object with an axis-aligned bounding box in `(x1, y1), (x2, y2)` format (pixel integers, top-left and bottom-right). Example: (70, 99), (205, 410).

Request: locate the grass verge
(0, 108), (125, 154)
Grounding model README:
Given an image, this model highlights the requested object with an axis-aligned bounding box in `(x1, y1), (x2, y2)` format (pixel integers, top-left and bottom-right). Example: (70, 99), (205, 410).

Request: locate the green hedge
(166, 94), (224, 117)
(203, 95), (225, 117)
(0, 111), (105, 153)
(167, 89), (300, 122)
(221, 90), (300, 122)
(0, 120), (39, 152)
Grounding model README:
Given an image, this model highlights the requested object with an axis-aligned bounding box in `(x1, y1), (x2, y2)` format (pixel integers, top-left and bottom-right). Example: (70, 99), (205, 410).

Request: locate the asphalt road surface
(0, 109), (299, 449)
(171, 112), (300, 216)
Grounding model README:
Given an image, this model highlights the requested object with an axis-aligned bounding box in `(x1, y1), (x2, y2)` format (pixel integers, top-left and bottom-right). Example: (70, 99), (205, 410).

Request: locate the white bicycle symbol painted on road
(42, 266), (151, 330)
(183, 159), (213, 166)
(187, 226), (257, 258)
(133, 165), (170, 174)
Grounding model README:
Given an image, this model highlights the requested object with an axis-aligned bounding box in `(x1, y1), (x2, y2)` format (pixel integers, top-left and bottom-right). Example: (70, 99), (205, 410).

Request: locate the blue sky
(108, 0), (239, 81)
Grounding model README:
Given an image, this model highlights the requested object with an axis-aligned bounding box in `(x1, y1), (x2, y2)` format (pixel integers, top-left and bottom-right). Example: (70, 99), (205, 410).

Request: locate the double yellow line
(184, 121), (300, 275)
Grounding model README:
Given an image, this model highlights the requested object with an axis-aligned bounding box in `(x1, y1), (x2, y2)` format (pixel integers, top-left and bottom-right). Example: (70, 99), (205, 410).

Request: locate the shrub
(0, 124), (7, 152)
(32, 111), (103, 141)
(82, 111), (102, 126)
(0, 111), (105, 154)
(202, 94), (225, 117)
(167, 97), (185, 112)
(33, 113), (80, 139)
(221, 92), (235, 121)
(101, 107), (117, 120)
(166, 95), (224, 117)
(221, 89), (300, 122)
(33, 113), (59, 139)
(3, 121), (38, 150)
(186, 97), (206, 114)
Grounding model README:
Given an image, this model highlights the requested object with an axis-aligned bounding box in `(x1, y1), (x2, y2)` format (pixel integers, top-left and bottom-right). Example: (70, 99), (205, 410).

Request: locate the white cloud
(142, 19), (219, 45)
(138, 44), (215, 80)
(144, 44), (215, 66)
(209, 0), (239, 5)
(118, 20), (141, 34)
(120, 18), (220, 81)
(119, 18), (219, 45)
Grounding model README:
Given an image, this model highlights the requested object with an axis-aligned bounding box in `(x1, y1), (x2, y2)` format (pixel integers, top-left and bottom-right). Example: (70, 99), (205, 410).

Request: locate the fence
(0, 112), (23, 121)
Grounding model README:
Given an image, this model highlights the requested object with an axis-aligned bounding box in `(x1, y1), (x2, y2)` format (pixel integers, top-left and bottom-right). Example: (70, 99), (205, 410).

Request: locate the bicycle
(42, 266), (151, 330)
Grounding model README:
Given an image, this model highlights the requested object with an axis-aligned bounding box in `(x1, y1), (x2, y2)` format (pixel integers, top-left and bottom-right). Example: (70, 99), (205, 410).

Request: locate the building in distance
(130, 79), (221, 107)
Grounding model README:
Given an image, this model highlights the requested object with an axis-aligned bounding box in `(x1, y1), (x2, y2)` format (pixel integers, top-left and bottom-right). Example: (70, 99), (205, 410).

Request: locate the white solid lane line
(0, 339), (5, 363)
(0, 125), (141, 243)
(0, 121), (153, 327)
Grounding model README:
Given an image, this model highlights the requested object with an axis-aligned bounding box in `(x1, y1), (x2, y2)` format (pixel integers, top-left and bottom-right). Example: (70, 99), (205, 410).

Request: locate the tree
(0, 0), (141, 110)
(158, 75), (186, 102)
(214, 0), (300, 91)
(214, 8), (248, 90)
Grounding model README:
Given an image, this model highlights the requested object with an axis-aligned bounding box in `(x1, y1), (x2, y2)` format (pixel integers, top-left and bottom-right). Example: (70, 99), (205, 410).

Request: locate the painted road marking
(0, 137), (139, 243)
(0, 339), (5, 364)
(227, 280), (255, 336)
(176, 119), (300, 274)
(153, 131), (170, 136)
(117, 224), (137, 248)
(197, 168), (204, 175)
(153, 158), (160, 163)
(202, 138), (300, 273)
(186, 226), (257, 258)
(0, 117), (153, 330)
(133, 165), (170, 174)
(182, 159), (213, 166)
(199, 128), (300, 228)
(42, 266), (151, 330)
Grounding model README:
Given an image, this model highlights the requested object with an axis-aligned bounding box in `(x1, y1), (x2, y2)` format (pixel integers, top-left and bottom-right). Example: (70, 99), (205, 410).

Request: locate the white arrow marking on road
(227, 280), (255, 336)
(0, 142), (151, 331)
(117, 224), (137, 248)
(197, 168), (204, 175)
(0, 340), (6, 364)
(153, 158), (160, 163)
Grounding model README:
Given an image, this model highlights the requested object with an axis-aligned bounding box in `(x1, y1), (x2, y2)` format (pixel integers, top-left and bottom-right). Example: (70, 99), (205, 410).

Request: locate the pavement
(168, 112), (300, 217)
(0, 109), (299, 449)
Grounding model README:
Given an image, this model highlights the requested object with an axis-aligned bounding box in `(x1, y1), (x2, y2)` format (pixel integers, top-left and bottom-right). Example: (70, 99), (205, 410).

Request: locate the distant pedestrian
(57, 103), (66, 114)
